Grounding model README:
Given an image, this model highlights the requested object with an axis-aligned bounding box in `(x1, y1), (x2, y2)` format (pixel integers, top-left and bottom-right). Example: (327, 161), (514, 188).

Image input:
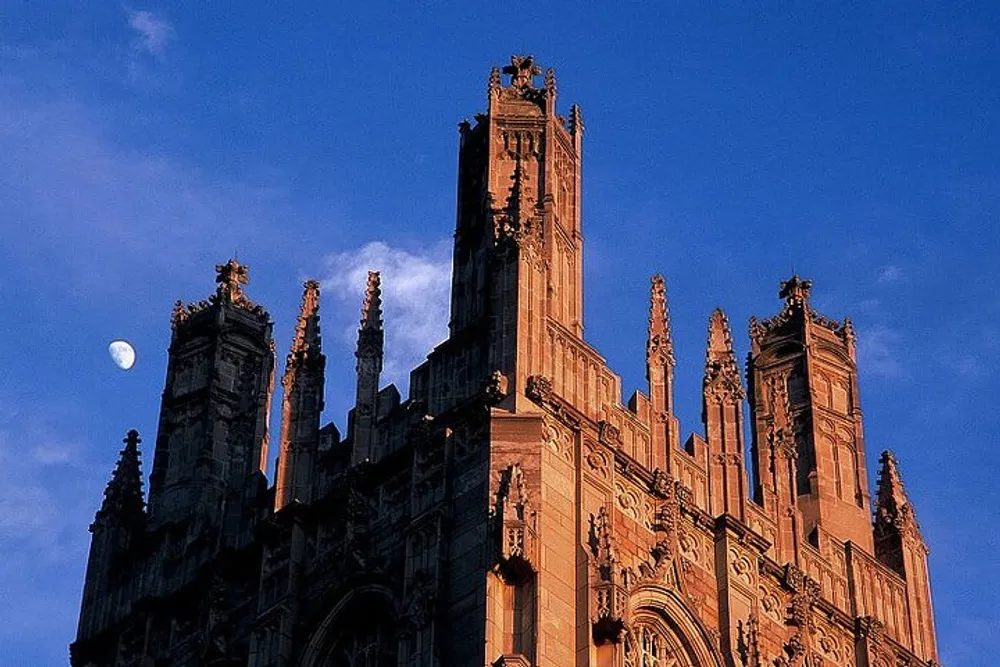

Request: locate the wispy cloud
(127, 9), (174, 59)
(0, 399), (104, 645)
(856, 322), (904, 378)
(877, 264), (905, 284)
(321, 241), (452, 388)
(0, 74), (288, 301)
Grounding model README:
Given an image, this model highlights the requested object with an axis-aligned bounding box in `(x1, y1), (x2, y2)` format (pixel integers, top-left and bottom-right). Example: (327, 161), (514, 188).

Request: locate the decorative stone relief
(525, 374), (553, 404)
(728, 547), (754, 587)
(584, 441), (610, 481)
(491, 464), (537, 582)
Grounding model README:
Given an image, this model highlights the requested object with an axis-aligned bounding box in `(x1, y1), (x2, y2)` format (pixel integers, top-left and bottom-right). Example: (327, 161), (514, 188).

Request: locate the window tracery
(325, 618), (395, 667)
(624, 623), (680, 667)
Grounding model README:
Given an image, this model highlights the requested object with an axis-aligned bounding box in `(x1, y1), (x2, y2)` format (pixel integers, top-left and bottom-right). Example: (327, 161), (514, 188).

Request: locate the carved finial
(360, 271), (383, 331)
(779, 274), (813, 305)
(489, 66), (502, 96)
(704, 308), (745, 408)
(544, 67), (556, 94)
(357, 271), (384, 364)
(875, 450), (923, 541)
(569, 104), (584, 137)
(502, 55), (541, 90)
(292, 280), (321, 352)
(737, 614), (762, 667)
(494, 464), (537, 581)
(647, 274), (675, 368)
(215, 259), (250, 303)
(595, 505), (616, 565)
(170, 299), (188, 329)
(95, 430), (146, 526)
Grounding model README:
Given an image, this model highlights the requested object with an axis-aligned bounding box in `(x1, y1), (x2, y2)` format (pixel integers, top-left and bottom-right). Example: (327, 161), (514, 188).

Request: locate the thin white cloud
(856, 323), (904, 378)
(127, 9), (173, 59)
(0, 400), (104, 644)
(877, 264), (904, 283)
(321, 241), (452, 389)
(0, 77), (288, 301)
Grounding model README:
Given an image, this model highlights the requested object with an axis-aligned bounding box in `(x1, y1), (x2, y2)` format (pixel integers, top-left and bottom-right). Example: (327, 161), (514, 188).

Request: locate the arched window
(326, 618), (395, 667)
(298, 588), (398, 667)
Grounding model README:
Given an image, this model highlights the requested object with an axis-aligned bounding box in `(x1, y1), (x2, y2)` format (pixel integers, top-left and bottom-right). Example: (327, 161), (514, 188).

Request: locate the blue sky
(1, 3), (997, 664)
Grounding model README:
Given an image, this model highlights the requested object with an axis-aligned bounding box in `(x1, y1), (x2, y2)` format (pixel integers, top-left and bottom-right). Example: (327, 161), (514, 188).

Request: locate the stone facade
(72, 56), (940, 667)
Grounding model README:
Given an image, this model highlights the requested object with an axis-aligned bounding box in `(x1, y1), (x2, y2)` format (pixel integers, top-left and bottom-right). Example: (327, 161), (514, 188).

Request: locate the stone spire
(647, 275), (679, 471)
(702, 309), (747, 519)
(289, 280), (322, 357)
(360, 271), (384, 337)
(95, 430), (145, 527)
(352, 271), (384, 464)
(275, 280), (325, 509)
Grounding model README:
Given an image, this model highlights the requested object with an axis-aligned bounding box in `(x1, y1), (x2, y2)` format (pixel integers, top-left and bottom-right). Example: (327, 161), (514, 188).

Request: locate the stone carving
(525, 374), (553, 404)
(402, 569), (437, 632)
(647, 274), (675, 367)
(492, 464), (537, 582)
(502, 55), (541, 90)
(589, 506), (629, 645)
(584, 442), (611, 481)
(493, 157), (543, 254)
(736, 614), (761, 667)
(650, 468), (672, 499)
(483, 370), (509, 405)
(598, 420), (622, 448)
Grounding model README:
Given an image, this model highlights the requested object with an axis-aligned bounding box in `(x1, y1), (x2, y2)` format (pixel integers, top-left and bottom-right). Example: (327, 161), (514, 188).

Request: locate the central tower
(451, 55), (584, 395)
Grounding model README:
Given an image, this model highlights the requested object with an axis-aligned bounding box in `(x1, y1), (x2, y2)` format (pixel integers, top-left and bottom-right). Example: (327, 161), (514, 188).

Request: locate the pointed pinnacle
(706, 308), (738, 369)
(97, 429), (145, 522)
(360, 271), (383, 331)
(647, 274), (675, 367)
(290, 280), (321, 354)
(875, 450), (923, 539)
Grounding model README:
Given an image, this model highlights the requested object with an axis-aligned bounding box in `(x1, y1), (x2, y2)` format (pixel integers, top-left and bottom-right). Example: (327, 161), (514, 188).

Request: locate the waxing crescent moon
(109, 340), (136, 370)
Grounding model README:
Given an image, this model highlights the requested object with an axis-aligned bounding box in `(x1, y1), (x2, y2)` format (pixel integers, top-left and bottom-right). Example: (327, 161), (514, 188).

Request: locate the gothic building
(72, 56), (940, 667)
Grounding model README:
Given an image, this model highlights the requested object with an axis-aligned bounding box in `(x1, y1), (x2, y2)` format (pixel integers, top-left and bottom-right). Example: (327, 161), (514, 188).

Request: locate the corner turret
(748, 276), (872, 560)
(148, 259), (275, 541)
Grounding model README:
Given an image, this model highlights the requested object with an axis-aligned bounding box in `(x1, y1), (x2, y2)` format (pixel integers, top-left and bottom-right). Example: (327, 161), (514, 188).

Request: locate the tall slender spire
(276, 280), (325, 509)
(702, 309), (748, 519)
(95, 430), (145, 527)
(352, 271), (384, 464)
(647, 275), (679, 471)
(290, 280), (321, 355)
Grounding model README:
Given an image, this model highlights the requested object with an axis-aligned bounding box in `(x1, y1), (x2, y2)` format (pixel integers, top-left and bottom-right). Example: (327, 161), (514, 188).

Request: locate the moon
(109, 340), (136, 370)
